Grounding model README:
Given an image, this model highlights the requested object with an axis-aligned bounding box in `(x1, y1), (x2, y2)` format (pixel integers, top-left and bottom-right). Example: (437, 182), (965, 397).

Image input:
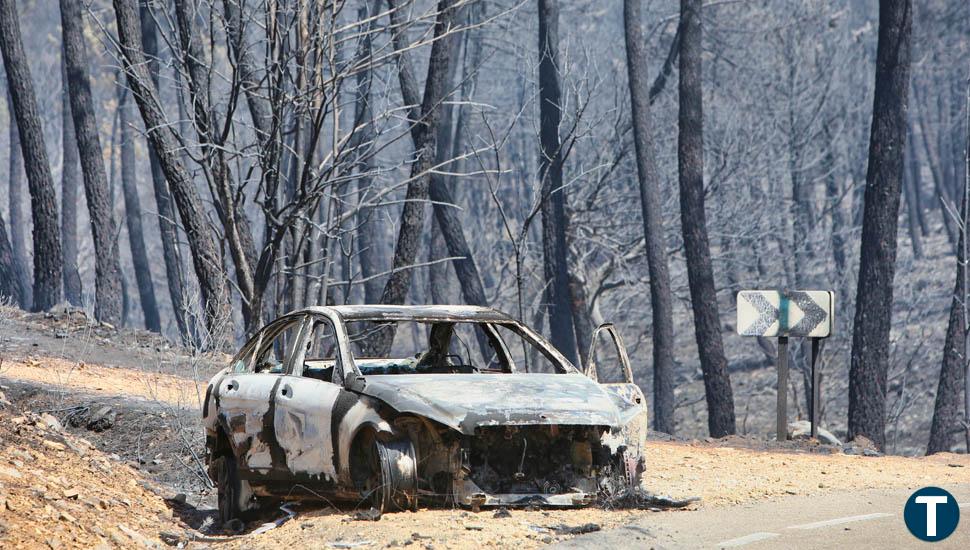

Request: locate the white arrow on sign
(736, 290), (834, 338)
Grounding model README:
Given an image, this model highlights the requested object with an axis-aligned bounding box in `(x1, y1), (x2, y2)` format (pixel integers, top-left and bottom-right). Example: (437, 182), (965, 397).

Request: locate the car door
(585, 324), (648, 460)
(271, 314), (346, 482)
(215, 314), (310, 475)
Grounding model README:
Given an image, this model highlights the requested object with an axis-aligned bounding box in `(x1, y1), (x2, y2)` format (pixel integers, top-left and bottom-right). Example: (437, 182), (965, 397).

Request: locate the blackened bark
(625, 0), (677, 434)
(352, 3), (382, 305)
(139, 3), (191, 343)
(537, 0), (579, 367)
(6, 90), (31, 309)
(847, 0), (913, 449)
(677, 0), (735, 437)
(0, 210), (23, 302)
(173, 0), (258, 328)
(60, 0), (124, 325)
(113, 0), (232, 346)
(0, 0), (62, 311)
(364, 0), (458, 355)
(120, 88), (161, 332)
(927, 184), (966, 454)
(221, 0), (272, 144)
(60, 56), (82, 307)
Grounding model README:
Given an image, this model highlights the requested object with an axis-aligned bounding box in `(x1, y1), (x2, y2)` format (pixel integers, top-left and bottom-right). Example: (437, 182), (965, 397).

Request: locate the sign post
(737, 290), (834, 442)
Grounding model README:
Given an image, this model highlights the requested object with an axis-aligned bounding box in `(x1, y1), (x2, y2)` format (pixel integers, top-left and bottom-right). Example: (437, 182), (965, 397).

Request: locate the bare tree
(678, 0), (735, 437)
(112, 0), (232, 345)
(5, 90), (30, 308)
(139, 2), (191, 343)
(928, 71), (970, 454)
(537, 0), (579, 366)
(0, 0), (63, 311)
(119, 87), (161, 332)
(60, 0), (124, 325)
(60, 55), (82, 307)
(623, 0), (676, 434)
(848, 0), (913, 449)
(363, 0), (459, 354)
(0, 210), (23, 302)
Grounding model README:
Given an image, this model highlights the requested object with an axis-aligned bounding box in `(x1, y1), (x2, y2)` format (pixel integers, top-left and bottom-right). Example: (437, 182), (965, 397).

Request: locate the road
(556, 485), (970, 549)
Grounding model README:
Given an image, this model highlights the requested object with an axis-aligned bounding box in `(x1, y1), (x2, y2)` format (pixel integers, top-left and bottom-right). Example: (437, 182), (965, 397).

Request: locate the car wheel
(367, 436), (418, 512)
(215, 453), (253, 525)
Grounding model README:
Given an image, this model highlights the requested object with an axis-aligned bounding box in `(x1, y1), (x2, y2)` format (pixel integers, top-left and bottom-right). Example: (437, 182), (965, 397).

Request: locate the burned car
(203, 305), (647, 522)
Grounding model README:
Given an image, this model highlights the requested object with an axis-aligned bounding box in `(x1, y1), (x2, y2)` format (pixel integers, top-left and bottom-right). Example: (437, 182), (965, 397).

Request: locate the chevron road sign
(736, 290), (834, 338)
(736, 289), (835, 442)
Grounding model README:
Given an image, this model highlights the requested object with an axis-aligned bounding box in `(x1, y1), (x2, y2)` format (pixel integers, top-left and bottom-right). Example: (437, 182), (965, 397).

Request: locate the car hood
(358, 373), (621, 434)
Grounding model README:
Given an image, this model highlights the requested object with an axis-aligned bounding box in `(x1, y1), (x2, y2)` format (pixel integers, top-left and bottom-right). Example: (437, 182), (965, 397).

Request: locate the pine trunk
(537, 0), (579, 367)
(677, 0), (736, 437)
(624, 0), (677, 434)
(60, 55), (82, 307)
(120, 88), (161, 331)
(113, 0), (232, 347)
(60, 0), (123, 325)
(6, 90), (30, 308)
(0, 0), (63, 311)
(364, 0), (458, 355)
(847, 0), (913, 449)
(139, 3), (191, 343)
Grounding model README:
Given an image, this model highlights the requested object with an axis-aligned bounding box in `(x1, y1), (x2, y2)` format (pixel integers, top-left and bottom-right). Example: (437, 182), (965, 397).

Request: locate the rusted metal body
(203, 305), (647, 515)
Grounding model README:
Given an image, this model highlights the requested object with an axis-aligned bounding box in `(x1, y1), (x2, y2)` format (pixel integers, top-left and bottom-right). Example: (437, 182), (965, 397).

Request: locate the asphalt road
(556, 484), (970, 549)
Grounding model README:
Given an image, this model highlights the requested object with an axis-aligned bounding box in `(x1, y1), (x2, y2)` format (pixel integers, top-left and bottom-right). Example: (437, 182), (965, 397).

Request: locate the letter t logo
(915, 495), (949, 537)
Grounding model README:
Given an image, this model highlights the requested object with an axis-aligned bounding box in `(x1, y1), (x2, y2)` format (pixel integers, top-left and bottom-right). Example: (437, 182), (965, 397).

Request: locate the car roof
(298, 304), (517, 323)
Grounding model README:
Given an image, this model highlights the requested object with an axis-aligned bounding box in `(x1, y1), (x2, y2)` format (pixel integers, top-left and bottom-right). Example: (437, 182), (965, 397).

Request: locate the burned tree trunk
(928, 77), (970, 455)
(173, 0), (258, 328)
(927, 184), (966, 454)
(113, 0), (232, 346)
(350, 2), (382, 305)
(363, 0), (458, 355)
(847, 0), (913, 449)
(139, 3), (191, 343)
(677, 0), (735, 437)
(537, 0), (579, 366)
(624, 0), (677, 434)
(60, 55), (82, 307)
(60, 0), (124, 325)
(120, 88), (161, 332)
(0, 211), (23, 302)
(0, 0), (63, 312)
(6, 90), (30, 308)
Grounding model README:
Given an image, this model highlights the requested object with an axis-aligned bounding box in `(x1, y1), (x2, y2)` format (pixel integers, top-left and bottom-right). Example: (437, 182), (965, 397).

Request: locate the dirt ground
(1, 307), (969, 548)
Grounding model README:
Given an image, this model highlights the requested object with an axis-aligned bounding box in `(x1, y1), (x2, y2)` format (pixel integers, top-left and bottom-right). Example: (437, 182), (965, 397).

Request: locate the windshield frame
(331, 313), (580, 377)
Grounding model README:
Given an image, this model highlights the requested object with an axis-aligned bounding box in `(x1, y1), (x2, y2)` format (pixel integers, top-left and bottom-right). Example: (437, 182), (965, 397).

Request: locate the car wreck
(203, 305), (647, 522)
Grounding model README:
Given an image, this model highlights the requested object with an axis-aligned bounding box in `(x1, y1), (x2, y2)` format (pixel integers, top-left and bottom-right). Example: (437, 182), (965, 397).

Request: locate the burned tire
(361, 435), (418, 512)
(214, 454), (254, 525)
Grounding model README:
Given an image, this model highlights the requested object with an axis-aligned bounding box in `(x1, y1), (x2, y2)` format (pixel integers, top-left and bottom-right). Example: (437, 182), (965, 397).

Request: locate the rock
(788, 421), (842, 446)
(492, 507), (511, 519)
(843, 435), (882, 456)
(42, 439), (66, 452)
(0, 465), (22, 479)
(63, 488), (80, 500)
(464, 523), (484, 531)
(551, 523), (601, 535)
(0, 390), (11, 407)
(353, 507), (382, 521)
(59, 510), (77, 523)
(86, 407), (116, 432)
(39, 413), (63, 432)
